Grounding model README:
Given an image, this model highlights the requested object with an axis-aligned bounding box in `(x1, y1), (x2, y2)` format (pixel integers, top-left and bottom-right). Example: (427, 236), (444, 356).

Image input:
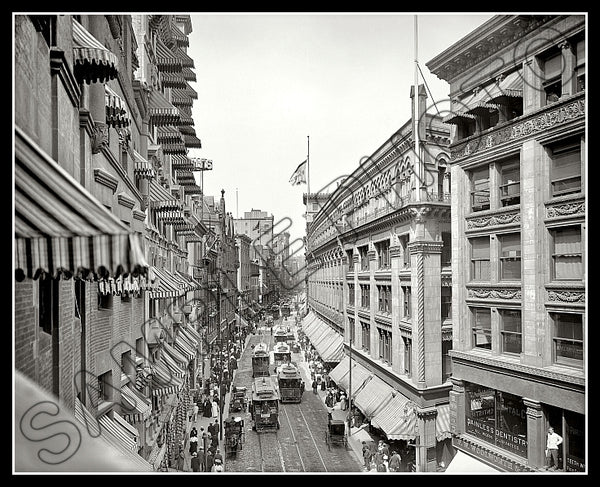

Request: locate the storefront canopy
(14, 126), (148, 281)
(353, 375), (395, 420)
(370, 392), (418, 441)
(148, 266), (185, 299)
(120, 383), (152, 424)
(444, 450), (499, 473)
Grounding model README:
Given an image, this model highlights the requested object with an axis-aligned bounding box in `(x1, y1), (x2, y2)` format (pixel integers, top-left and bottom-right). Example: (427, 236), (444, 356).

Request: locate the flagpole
(307, 135), (310, 198)
(414, 14), (422, 203)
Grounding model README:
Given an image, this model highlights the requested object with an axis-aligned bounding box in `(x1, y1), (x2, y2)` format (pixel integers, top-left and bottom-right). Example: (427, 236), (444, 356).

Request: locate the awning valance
(15, 126), (148, 281)
(436, 404), (452, 441)
(97, 273), (156, 295)
(132, 149), (155, 179)
(72, 18), (119, 84)
(148, 266), (186, 299)
(155, 36), (182, 73)
(105, 85), (131, 128)
(182, 67), (197, 82)
(149, 180), (181, 210)
(120, 383), (152, 423)
(353, 376), (395, 420)
(183, 133), (202, 148)
(159, 71), (188, 89)
(148, 89), (181, 126)
(370, 391), (418, 440)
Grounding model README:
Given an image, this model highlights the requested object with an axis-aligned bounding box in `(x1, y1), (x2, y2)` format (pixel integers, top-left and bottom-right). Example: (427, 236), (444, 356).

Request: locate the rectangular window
(347, 250), (354, 271)
(360, 246), (369, 271)
(378, 286), (384, 312)
(441, 287), (452, 321)
(472, 307), (492, 350)
(384, 286), (391, 313)
(97, 371), (112, 402)
(349, 318), (355, 345)
(576, 39), (585, 93)
(551, 226), (583, 280)
(403, 286), (411, 318)
(552, 313), (583, 368)
(361, 285), (370, 308)
(400, 235), (411, 268)
(500, 309), (522, 354)
(378, 330), (385, 360)
(377, 240), (390, 268)
(39, 279), (56, 335)
(98, 292), (113, 310)
(403, 337), (412, 376)
(441, 232), (452, 266)
(442, 340), (452, 381)
(470, 236), (491, 281)
(471, 166), (490, 212)
(361, 322), (370, 352)
(550, 139), (582, 197)
(499, 160), (520, 206)
(499, 233), (521, 280)
(348, 284), (355, 306)
(543, 51), (562, 104)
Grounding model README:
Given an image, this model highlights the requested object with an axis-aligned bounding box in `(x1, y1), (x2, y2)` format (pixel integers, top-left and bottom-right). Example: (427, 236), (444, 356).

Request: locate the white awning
(444, 450), (500, 473)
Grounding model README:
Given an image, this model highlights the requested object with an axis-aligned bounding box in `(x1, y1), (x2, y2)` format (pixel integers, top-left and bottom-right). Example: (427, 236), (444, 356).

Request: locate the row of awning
(74, 398), (153, 471)
(327, 345), (451, 442)
(148, 266), (200, 299)
(444, 69), (523, 124)
(14, 126), (148, 281)
(301, 311), (345, 362)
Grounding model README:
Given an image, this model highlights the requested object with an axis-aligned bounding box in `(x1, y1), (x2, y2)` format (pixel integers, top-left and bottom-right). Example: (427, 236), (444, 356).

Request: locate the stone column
(352, 252), (360, 348)
(416, 406), (438, 472)
(390, 243), (403, 374)
(409, 239), (443, 387)
(559, 40), (577, 97)
(449, 377), (466, 435)
(524, 398), (545, 469)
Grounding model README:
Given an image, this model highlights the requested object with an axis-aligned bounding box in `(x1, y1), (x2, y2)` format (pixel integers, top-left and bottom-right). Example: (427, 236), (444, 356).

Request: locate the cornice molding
(49, 48), (81, 108)
(93, 168), (119, 193)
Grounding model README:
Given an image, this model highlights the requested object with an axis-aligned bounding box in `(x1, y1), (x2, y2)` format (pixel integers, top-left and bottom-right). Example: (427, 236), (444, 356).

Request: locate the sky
(185, 13), (494, 244)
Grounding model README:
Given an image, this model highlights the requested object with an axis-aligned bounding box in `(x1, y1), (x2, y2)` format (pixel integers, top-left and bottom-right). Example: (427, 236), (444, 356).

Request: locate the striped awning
(319, 337), (345, 363)
(183, 133), (202, 148)
(157, 125), (185, 144)
(182, 67), (196, 82)
(370, 392), (418, 441)
(14, 126), (148, 281)
(176, 270), (201, 291)
(149, 266), (186, 298)
(105, 85), (130, 128)
(171, 154), (194, 170)
(168, 23), (189, 47)
(436, 403), (452, 441)
(175, 332), (196, 360)
(148, 89), (181, 126)
(74, 398), (152, 470)
(160, 347), (187, 377)
(162, 340), (189, 366)
(183, 323), (202, 342)
(337, 361), (372, 398)
(328, 355), (351, 386)
(353, 376), (395, 420)
(183, 82), (198, 99)
(132, 149), (155, 179)
(173, 47), (195, 68)
(149, 180), (181, 210)
(179, 325), (199, 349)
(170, 88), (193, 107)
(155, 36), (182, 73)
(120, 384), (152, 423)
(150, 355), (184, 396)
(159, 71), (188, 89)
(72, 18), (118, 84)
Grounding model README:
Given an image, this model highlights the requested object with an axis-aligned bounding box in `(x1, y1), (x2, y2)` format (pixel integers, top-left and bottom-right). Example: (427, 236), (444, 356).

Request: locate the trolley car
(273, 325), (288, 344)
(281, 303), (291, 318)
(250, 376), (280, 432)
(251, 342), (270, 378)
(272, 341), (292, 367)
(277, 362), (303, 403)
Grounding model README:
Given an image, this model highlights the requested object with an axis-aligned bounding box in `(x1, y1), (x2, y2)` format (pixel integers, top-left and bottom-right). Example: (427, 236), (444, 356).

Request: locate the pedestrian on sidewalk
(192, 403), (199, 422)
(388, 450), (402, 472)
(362, 441), (373, 471)
(211, 399), (219, 419)
(312, 379), (318, 394)
(205, 449), (214, 472)
(176, 449), (186, 472)
(190, 452), (201, 472)
(197, 447), (206, 472)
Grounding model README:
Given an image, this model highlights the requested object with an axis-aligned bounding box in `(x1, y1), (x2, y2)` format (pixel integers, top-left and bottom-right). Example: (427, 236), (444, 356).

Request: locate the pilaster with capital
(524, 398), (546, 469)
(449, 377), (466, 435)
(559, 40), (577, 97)
(390, 244), (403, 375)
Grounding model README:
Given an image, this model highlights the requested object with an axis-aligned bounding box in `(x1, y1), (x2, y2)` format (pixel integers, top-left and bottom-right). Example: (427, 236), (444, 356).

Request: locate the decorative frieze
(467, 287), (522, 300)
(466, 210), (520, 230)
(545, 199), (585, 220)
(451, 94), (585, 161)
(547, 290), (585, 304)
(408, 241), (444, 254)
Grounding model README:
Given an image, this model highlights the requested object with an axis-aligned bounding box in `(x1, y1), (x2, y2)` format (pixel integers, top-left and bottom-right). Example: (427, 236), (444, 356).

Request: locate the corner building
(427, 14), (586, 472)
(306, 86), (454, 472)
